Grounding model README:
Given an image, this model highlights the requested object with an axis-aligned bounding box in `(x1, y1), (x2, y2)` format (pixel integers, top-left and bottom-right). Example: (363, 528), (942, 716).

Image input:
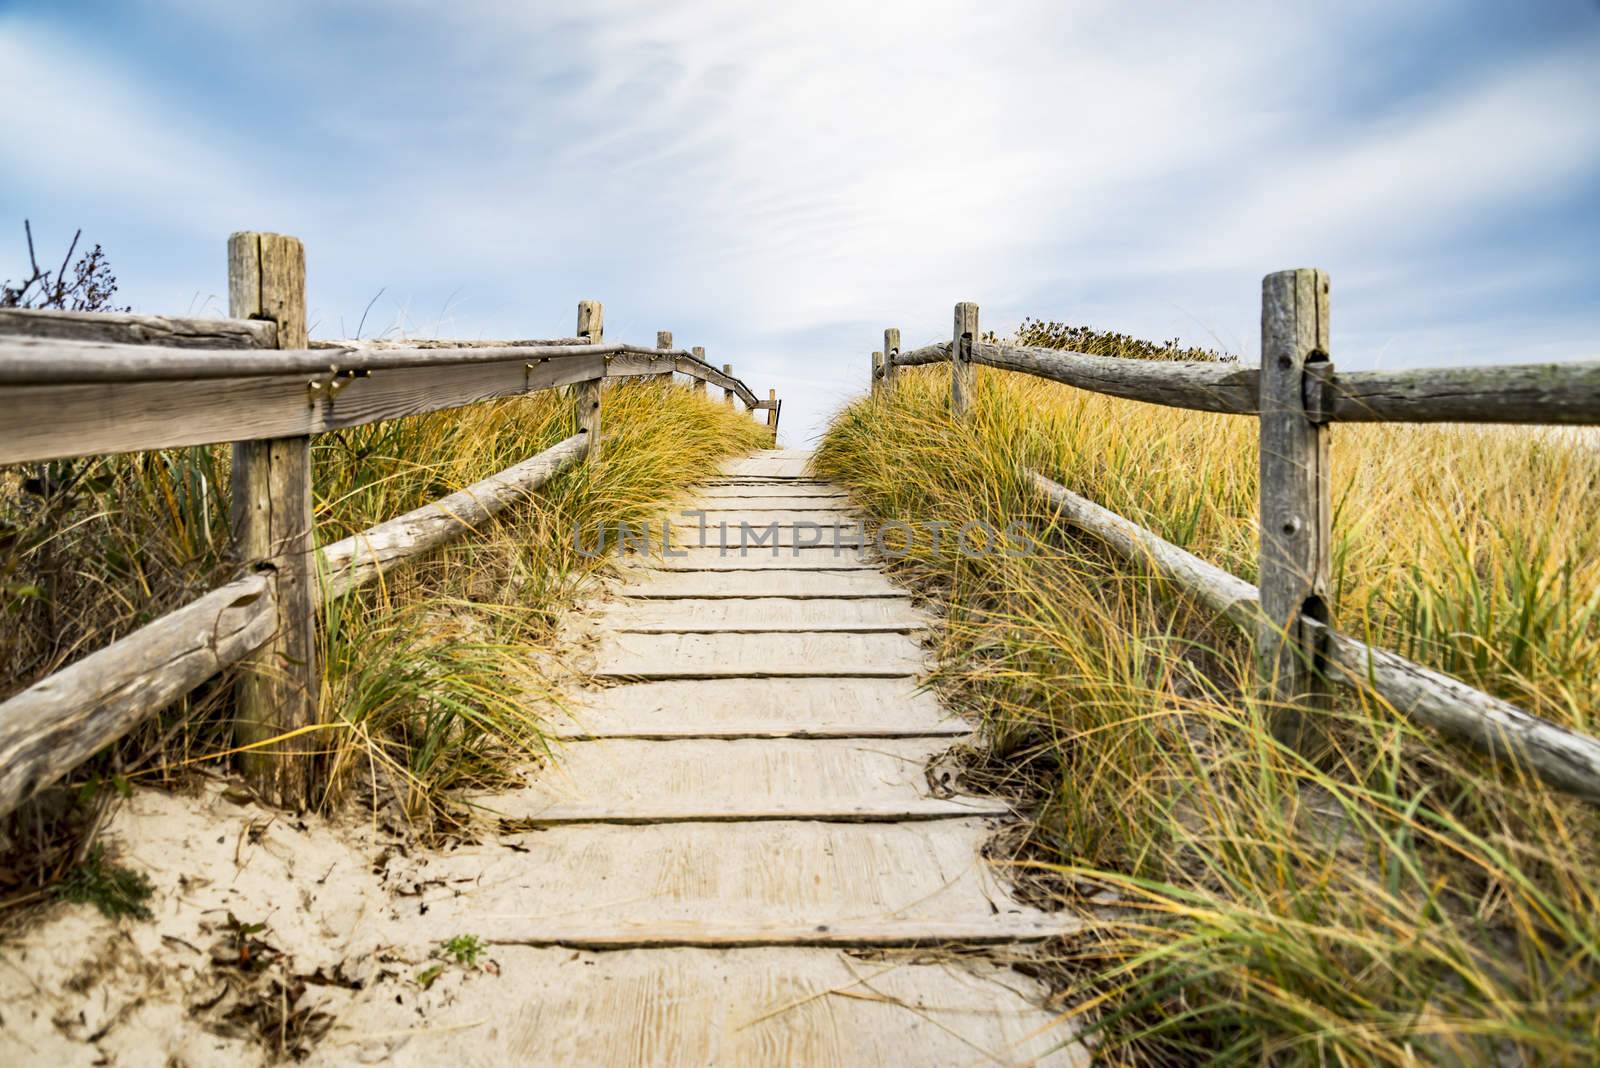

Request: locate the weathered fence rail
(0, 230), (780, 817)
(869, 275), (1600, 802)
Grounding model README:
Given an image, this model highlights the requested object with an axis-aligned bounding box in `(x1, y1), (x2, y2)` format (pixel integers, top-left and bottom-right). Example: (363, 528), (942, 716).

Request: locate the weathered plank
(639, 546), (876, 571)
(1029, 470), (1600, 803)
(972, 339), (1259, 414)
(669, 521), (864, 549)
(1326, 361), (1600, 425)
(720, 450), (812, 478)
(883, 327), (901, 387)
(0, 574), (276, 818)
(305, 947), (1084, 1068)
(617, 570), (903, 598)
(0, 307), (276, 349)
(592, 631), (923, 678)
(400, 820), (1043, 935)
(320, 434), (588, 599)
(594, 596), (926, 633)
(0, 335), (619, 382)
(0, 351), (608, 464)
(229, 231), (319, 808)
(483, 738), (1008, 822)
(1257, 267), (1333, 746)
(550, 677), (956, 737)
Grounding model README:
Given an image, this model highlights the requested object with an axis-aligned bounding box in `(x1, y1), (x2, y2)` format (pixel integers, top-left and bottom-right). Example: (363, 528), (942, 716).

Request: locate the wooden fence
(0, 231), (781, 817)
(869, 270), (1600, 803)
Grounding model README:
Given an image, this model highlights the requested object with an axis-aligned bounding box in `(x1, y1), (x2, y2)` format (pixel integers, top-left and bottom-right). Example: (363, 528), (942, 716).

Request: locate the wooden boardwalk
(320, 450), (1081, 1066)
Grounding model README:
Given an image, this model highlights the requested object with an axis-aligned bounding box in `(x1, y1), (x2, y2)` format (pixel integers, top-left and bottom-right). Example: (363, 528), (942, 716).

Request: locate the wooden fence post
(576, 300), (604, 463)
(952, 303), (979, 414)
(722, 363), (735, 407)
(691, 346), (707, 396)
(870, 351), (883, 395)
(655, 330), (674, 382)
(883, 328), (900, 389)
(1257, 268), (1332, 750)
(227, 232), (318, 808)
(767, 388), (779, 443)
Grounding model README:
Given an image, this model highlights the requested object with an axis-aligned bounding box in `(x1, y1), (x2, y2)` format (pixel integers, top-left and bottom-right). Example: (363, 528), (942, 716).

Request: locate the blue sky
(3, 1), (1598, 444)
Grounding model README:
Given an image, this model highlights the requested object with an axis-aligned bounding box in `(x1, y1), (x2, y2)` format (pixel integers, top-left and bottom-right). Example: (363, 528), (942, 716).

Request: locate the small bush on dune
(816, 348), (1600, 1064)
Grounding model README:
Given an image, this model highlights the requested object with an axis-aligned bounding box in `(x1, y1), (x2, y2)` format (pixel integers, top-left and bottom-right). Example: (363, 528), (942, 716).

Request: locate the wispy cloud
(2, 1), (1596, 441)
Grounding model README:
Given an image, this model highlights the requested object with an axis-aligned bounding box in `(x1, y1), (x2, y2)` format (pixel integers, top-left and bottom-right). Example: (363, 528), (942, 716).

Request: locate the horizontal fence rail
(885, 340), (1600, 425)
(872, 279), (1600, 803)
(0, 229), (781, 816)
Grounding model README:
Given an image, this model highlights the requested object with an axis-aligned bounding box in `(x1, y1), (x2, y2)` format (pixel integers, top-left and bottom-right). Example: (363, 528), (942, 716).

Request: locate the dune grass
(1, 379), (768, 860)
(815, 361), (1600, 1064)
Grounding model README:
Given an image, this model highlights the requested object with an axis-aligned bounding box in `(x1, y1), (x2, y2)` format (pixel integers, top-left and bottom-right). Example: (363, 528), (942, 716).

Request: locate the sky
(2, 0), (1598, 445)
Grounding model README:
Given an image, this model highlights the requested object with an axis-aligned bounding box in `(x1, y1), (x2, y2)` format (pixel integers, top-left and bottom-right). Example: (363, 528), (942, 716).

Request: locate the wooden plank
(0, 574), (275, 818)
(883, 327), (901, 387)
(592, 597), (925, 633)
(483, 738), (1006, 821)
(870, 350), (883, 394)
(618, 570), (903, 598)
(229, 231), (319, 808)
(550, 677), (958, 738)
(669, 522), (864, 549)
(690, 347), (707, 395)
(1326, 361), (1600, 425)
(952, 302), (978, 415)
(639, 546), (876, 571)
(689, 484), (847, 499)
(0, 307), (276, 348)
(1029, 470), (1600, 803)
(592, 631), (923, 678)
(0, 336), (620, 382)
(722, 361), (735, 406)
(311, 947), (1084, 1067)
(310, 336), (586, 349)
(401, 820), (1043, 935)
(972, 339), (1259, 414)
(1257, 267), (1333, 747)
(0, 351), (607, 464)
(320, 434), (588, 599)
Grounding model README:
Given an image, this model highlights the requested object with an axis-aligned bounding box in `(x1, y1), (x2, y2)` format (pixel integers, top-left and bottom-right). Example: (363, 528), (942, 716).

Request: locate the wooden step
(398, 820), (1058, 938)
(478, 738), (1006, 823)
(669, 524), (865, 549)
(679, 494), (852, 510)
(640, 546), (876, 571)
(592, 631), (924, 678)
(551, 677), (962, 738)
(717, 451), (814, 478)
(691, 485), (848, 499)
(306, 947), (1084, 1067)
(617, 570), (903, 598)
(593, 596), (926, 633)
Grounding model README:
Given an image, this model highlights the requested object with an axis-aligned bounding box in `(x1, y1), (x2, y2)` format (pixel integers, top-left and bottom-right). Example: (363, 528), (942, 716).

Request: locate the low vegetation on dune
(2, 373), (768, 904)
(815, 335), (1600, 1064)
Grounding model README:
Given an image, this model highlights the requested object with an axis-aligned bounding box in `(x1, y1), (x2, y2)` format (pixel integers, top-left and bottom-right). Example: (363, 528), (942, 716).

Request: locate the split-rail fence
(0, 231), (781, 817)
(869, 271), (1600, 803)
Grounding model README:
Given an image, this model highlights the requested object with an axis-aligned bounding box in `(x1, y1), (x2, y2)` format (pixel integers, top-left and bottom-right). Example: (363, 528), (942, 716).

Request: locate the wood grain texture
(402, 820), (1046, 935)
(972, 339), (1260, 414)
(690, 347), (707, 395)
(721, 362), (735, 406)
(617, 569), (902, 598)
(1326, 361), (1600, 424)
(883, 327), (901, 387)
(229, 232), (318, 808)
(870, 350), (883, 394)
(483, 737), (1009, 822)
(591, 631), (923, 678)
(549, 677), (956, 738)
(1257, 268), (1333, 745)
(0, 307), (276, 349)
(593, 596), (924, 633)
(0, 574), (275, 817)
(892, 341), (951, 366)
(0, 335), (620, 382)
(320, 434), (587, 600)
(637, 546), (876, 571)
(1030, 470), (1600, 803)
(575, 301), (604, 462)
(0, 351), (608, 464)
(952, 302), (979, 415)
(306, 947), (1084, 1067)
